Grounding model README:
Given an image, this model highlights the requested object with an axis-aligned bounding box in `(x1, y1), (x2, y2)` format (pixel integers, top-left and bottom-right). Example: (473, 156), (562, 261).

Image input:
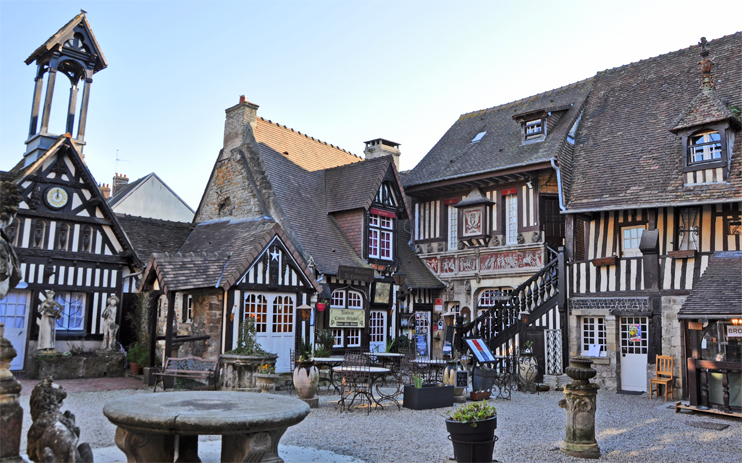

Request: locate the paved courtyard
(15, 378), (742, 463)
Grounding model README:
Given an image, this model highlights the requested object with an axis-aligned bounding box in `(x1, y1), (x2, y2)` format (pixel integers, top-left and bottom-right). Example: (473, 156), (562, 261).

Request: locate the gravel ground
(18, 386), (742, 462)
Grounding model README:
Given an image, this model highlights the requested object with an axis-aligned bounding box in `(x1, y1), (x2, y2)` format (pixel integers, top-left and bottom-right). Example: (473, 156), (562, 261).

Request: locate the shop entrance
(243, 292), (295, 373)
(620, 316), (648, 392)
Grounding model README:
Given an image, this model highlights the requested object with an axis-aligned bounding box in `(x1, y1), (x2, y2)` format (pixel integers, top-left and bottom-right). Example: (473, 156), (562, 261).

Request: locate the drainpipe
(551, 158), (566, 212)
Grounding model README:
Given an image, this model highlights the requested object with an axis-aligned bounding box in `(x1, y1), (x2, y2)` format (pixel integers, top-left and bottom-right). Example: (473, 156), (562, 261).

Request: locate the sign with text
(329, 308), (365, 328)
(727, 325), (742, 338)
(466, 338), (496, 363)
(435, 298), (443, 312)
(337, 265), (375, 283)
(456, 370), (469, 389)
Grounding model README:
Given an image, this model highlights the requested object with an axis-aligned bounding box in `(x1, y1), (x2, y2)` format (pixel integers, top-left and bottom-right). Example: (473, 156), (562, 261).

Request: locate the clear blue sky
(2, 1), (741, 210)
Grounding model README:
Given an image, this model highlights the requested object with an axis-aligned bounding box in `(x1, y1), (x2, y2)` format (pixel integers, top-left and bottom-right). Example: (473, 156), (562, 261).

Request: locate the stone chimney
(364, 138), (401, 169)
(224, 95), (259, 155)
(112, 173), (129, 195)
(99, 183), (111, 199)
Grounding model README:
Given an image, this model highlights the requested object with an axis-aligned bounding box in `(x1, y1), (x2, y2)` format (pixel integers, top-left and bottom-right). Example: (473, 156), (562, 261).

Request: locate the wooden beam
(164, 291), (176, 361)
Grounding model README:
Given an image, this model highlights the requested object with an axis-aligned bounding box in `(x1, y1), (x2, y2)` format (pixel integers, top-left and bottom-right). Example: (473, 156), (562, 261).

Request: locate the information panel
(466, 338), (496, 363)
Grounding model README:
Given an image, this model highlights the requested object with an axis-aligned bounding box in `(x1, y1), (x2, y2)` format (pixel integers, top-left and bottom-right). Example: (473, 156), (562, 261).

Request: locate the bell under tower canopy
(23, 12), (107, 165)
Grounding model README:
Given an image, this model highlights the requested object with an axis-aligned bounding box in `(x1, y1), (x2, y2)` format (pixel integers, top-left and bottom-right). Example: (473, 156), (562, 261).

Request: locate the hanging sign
(628, 324), (642, 342)
(466, 338), (496, 363)
(329, 309), (365, 328)
(434, 298), (443, 312)
(727, 325), (742, 338)
(336, 265), (375, 283)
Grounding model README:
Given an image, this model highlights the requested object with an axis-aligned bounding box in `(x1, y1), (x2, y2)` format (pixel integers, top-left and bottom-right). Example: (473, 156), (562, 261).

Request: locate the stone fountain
(558, 356), (600, 459)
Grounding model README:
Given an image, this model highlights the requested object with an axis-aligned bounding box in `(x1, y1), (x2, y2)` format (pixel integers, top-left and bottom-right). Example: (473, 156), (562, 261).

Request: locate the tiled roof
(670, 86), (740, 133)
(108, 176), (145, 206)
(254, 117), (362, 171)
(25, 13), (107, 72)
(148, 252), (231, 293)
(403, 79), (591, 188)
(397, 220), (444, 289)
(565, 32), (742, 212)
(678, 252), (742, 318)
(116, 214), (193, 263)
(325, 156), (407, 214)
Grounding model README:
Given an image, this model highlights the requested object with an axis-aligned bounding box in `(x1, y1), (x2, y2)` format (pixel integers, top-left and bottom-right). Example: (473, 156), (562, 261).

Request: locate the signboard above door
(337, 265), (375, 283)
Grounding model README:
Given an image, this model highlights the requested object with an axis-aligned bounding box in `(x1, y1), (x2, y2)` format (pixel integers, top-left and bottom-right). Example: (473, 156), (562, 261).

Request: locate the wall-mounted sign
(337, 265), (375, 283)
(435, 298), (443, 312)
(727, 325), (742, 338)
(329, 308), (365, 328)
(688, 321), (703, 330)
(373, 282), (392, 304)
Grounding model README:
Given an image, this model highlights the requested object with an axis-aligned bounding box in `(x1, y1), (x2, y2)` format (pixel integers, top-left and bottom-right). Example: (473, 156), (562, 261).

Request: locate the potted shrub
(220, 318), (278, 390)
(445, 401), (498, 463)
(126, 343), (147, 375)
(403, 374), (454, 410)
(253, 363), (280, 393)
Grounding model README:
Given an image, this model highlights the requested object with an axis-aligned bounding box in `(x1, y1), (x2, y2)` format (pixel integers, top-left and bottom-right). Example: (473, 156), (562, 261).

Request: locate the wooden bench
(153, 357), (218, 392)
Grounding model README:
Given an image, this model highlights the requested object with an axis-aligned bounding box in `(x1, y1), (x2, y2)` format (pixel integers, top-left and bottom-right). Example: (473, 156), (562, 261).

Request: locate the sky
(2, 0), (741, 210)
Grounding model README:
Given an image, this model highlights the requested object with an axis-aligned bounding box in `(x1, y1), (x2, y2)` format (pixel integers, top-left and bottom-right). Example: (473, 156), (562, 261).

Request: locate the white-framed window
(506, 194), (518, 245)
(347, 329), (361, 347)
(689, 130), (722, 164)
(331, 290), (345, 308)
(525, 119), (543, 138)
(581, 317), (606, 357)
(244, 293), (268, 333)
(369, 213), (393, 260)
(182, 295), (193, 323)
(333, 329), (344, 347)
(347, 291), (362, 309)
(448, 204), (458, 250)
(272, 295), (294, 333)
(677, 207), (699, 251)
(331, 289), (363, 309)
(369, 311), (386, 344)
(54, 292), (85, 331)
(621, 225), (645, 257)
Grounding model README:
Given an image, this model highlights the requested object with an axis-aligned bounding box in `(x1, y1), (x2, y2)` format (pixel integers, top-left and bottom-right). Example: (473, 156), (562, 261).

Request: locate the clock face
(45, 186), (69, 209)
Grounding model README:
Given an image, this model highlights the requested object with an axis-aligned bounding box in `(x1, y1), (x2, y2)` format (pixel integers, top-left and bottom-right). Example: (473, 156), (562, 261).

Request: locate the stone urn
(559, 356), (600, 459)
(219, 354), (277, 390)
(253, 373), (281, 393)
(293, 362), (319, 399)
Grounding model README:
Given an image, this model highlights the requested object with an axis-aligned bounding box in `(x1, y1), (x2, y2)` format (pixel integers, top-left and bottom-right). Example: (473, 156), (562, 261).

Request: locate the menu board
(415, 334), (428, 357)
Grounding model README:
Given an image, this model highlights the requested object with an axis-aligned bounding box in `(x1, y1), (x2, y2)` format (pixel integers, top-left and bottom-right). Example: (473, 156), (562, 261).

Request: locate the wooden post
(164, 291), (175, 361)
(558, 246), (568, 371)
(148, 291), (161, 368)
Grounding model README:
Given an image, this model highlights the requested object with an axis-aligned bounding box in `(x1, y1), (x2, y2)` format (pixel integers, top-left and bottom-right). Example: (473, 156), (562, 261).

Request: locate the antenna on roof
(114, 149), (129, 176)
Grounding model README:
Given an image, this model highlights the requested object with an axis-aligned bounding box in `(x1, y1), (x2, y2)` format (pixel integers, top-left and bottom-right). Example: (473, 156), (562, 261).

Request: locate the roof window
(471, 131), (486, 143)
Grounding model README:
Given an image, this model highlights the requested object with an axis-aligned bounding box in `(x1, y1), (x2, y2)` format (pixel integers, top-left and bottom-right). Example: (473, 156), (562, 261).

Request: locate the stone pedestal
(0, 324), (24, 463)
(299, 397), (319, 409)
(30, 350), (125, 379)
(558, 357), (600, 459)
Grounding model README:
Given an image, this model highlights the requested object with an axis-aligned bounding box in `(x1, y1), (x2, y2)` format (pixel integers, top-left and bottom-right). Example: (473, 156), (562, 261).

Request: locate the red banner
(501, 188), (517, 196)
(369, 208), (396, 218)
(444, 197), (459, 205)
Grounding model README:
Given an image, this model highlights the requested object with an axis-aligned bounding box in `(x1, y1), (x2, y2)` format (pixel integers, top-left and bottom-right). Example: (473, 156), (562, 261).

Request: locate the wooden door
(243, 292), (295, 373)
(525, 328), (545, 383)
(369, 310), (387, 352)
(0, 290), (31, 370)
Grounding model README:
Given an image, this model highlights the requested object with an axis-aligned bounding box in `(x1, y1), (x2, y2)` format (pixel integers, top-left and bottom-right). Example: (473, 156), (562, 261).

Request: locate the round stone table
(103, 391), (310, 463)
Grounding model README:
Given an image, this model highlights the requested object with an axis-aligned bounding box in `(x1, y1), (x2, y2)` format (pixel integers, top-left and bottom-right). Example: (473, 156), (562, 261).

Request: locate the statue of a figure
(37, 290), (63, 351)
(101, 294), (119, 351)
(0, 181), (23, 301)
(27, 377), (94, 463)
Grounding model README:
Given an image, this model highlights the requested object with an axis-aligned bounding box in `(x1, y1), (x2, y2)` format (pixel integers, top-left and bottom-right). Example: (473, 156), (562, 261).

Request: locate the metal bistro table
(364, 352), (405, 370)
(333, 366), (392, 410)
(312, 357), (344, 392)
(103, 391), (309, 463)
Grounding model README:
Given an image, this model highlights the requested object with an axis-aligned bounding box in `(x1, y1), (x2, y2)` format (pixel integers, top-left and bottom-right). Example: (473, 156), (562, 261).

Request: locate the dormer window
(525, 120), (543, 139)
(688, 130), (722, 165)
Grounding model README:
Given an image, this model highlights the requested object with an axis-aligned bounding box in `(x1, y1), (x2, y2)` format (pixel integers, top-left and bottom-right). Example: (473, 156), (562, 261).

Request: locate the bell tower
(23, 11), (107, 166)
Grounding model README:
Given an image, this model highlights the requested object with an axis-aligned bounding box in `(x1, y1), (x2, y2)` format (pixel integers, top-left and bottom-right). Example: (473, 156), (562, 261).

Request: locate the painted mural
(463, 208), (482, 236)
(459, 255), (477, 272)
(423, 257), (439, 273)
(479, 249), (542, 271)
(441, 256), (456, 274)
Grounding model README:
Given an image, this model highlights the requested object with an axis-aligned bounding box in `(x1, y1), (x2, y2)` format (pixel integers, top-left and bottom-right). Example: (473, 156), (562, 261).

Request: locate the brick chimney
(224, 95), (259, 155)
(99, 183), (111, 199)
(112, 173), (129, 195)
(364, 139), (401, 169)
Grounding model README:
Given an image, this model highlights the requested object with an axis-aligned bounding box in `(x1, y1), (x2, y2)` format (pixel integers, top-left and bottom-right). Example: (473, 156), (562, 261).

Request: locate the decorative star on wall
(270, 249), (280, 261)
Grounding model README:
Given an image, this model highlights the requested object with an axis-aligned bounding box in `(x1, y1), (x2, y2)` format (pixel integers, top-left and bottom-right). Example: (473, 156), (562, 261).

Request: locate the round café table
(103, 391), (309, 463)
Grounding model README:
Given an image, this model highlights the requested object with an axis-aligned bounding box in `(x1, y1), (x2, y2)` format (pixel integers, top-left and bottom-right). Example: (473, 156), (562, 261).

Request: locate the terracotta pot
(469, 390), (491, 401)
(293, 364), (319, 399)
(130, 362), (142, 375)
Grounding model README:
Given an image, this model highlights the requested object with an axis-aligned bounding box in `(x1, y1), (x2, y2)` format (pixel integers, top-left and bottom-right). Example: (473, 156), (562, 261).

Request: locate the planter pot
(130, 362), (142, 376)
(254, 373), (280, 393)
(446, 416), (497, 463)
(565, 356), (597, 385)
(293, 363), (319, 399)
(403, 384), (454, 410)
(472, 367), (497, 392)
(469, 390), (491, 401)
(219, 354), (277, 390)
(518, 353), (538, 389)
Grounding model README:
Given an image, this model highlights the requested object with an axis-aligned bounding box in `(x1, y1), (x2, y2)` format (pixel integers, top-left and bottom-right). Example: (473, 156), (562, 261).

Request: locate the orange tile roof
(254, 117), (362, 171)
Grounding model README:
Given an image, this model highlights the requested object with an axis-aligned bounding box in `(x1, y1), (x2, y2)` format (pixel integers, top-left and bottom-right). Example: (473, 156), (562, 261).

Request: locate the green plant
(227, 317), (275, 356)
(65, 341), (86, 356)
(524, 340), (534, 351)
(258, 363), (275, 374)
(127, 343), (148, 365)
(413, 374), (423, 388)
(728, 104), (741, 118)
(313, 346), (331, 358)
(298, 339), (313, 362)
(387, 335), (411, 353)
(446, 401), (497, 427)
(315, 329), (334, 353)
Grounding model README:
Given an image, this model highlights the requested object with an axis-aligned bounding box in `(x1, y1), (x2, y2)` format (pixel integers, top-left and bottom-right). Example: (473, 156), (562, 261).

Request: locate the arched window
(272, 295), (294, 333)
(244, 294), (268, 333)
(477, 288), (513, 308)
(689, 130), (722, 164)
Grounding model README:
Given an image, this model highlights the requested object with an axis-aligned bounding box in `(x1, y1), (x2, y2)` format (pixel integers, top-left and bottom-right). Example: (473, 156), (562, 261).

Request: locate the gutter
(550, 158), (566, 212)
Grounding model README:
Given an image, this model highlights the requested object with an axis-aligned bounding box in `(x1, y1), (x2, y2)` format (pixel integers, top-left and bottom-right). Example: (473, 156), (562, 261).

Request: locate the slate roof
(116, 214), (193, 263)
(254, 117), (362, 171)
(397, 220), (444, 288)
(25, 13), (107, 72)
(403, 79), (591, 188)
(565, 32), (742, 212)
(678, 252), (742, 318)
(147, 252), (231, 293)
(108, 176), (145, 206)
(670, 86), (741, 133)
(325, 156), (407, 216)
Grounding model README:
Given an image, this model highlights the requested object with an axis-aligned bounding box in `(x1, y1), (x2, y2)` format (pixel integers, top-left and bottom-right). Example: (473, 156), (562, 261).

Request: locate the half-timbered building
(0, 14), (140, 371)
(403, 79), (591, 375)
(142, 97), (441, 372)
(562, 33), (742, 403)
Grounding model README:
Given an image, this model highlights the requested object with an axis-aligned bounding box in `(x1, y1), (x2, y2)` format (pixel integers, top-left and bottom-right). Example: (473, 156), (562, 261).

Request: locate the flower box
(403, 384), (454, 410)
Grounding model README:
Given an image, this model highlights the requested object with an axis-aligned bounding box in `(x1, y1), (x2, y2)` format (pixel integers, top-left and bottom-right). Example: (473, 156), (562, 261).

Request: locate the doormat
(686, 421), (729, 431)
(616, 391), (644, 395)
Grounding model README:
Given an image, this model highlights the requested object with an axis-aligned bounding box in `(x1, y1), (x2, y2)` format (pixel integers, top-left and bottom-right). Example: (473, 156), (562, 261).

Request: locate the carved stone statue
(27, 377), (93, 463)
(37, 290), (63, 351)
(0, 181), (22, 301)
(101, 295), (119, 351)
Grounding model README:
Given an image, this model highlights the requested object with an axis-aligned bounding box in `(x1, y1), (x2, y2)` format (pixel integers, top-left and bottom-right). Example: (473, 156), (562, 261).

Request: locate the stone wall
(176, 289), (223, 360)
(660, 295), (686, 399)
